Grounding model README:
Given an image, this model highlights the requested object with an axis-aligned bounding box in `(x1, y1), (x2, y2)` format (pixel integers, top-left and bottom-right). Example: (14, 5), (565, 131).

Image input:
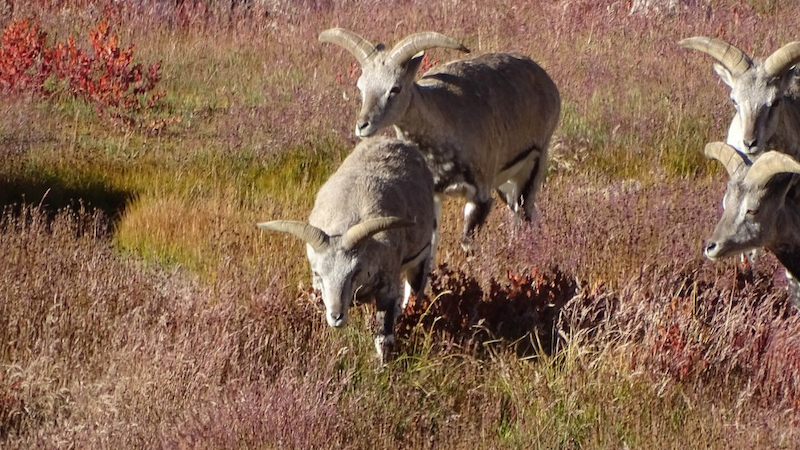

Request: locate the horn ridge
(389, 32), (469, 66)
(764, 41), (800, 78)
(341, 217), (415, 251)
(744, 151), (800, 188)
(704, 142), (748, 178)
(319, 28), (377, 65)
(679, 36), (752, 76)
(258, 220), (330, 252)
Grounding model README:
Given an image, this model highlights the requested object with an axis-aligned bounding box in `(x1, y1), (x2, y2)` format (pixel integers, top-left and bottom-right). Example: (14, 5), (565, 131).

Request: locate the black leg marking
(374, 295), (400, 362)
(520, 158), (542, 221)
(501, 143), (540, 172)
(495, 186), (515, 208)
(409, 257), (430, 296)
(461, 198), (493, 247)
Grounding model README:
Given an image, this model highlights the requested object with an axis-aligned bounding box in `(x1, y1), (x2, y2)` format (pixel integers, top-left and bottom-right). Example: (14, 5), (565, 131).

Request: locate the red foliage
(418, 53), (439, 73)
(0, 18), (48, 94)
(398, 264), (584, 357)
(0, 17), (163, 127)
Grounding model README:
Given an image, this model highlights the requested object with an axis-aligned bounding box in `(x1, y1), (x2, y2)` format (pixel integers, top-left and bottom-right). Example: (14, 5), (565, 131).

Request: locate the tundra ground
(2, 1), (800, 448)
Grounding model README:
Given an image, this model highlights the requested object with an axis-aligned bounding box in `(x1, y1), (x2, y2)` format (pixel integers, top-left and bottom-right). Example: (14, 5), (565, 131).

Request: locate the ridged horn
(764, 42), (800, 78)
(679, 36), (752, 77)
(704, 142), (748, 178)
(319, 28), (377, 66)
(389, 32), (469, 66)
(341, 217), (414, 251)
(257, 220), (329, 252)
(743, 151), (800, 189)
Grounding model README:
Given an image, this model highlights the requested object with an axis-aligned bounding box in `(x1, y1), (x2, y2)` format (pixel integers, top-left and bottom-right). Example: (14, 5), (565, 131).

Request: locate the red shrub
(0, 18), (163, 127)
(0, 18), (48, 94)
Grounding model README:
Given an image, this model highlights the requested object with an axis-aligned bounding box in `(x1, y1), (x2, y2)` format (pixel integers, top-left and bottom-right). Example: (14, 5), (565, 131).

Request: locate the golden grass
(3, 1), (800, 448)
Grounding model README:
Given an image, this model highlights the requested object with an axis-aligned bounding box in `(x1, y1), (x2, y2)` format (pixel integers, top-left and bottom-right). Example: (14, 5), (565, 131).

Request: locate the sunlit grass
(2, 1), (800, 448)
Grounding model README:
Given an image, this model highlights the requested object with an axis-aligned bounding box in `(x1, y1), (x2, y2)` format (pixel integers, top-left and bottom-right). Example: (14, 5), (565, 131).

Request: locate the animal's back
(310, 137), (434, 243)
(417, 53), (561, 152)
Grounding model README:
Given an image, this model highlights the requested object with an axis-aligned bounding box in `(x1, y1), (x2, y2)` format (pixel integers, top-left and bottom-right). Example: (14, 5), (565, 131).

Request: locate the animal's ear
(786, 174), (800, 203)
(780, 66), (800, 95)
(713, 63), (735, 88)
(776, 173), (800, 206)
(403, 51), (425, 75)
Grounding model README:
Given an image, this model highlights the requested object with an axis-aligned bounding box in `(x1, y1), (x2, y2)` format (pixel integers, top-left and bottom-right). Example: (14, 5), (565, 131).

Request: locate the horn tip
(678, 36), (707, 48)
(318, 28), (340, 42)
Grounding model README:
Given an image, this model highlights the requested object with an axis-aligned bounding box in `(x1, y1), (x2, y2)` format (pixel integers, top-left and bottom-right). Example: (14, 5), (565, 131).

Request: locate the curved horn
(744, 151), (800, 188)
(257, 220), (329, 252)
(341, 217), (414, 251)
(389, 32), (470, 66)
(319, 28), (377, 66)
(764, 41), (800, 78)
(679, 36), (752, 77)
(704, 142), (748, 178)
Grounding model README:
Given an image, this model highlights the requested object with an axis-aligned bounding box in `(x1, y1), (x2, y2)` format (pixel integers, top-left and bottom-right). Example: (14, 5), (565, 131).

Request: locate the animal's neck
(772, 207), (800, 279)
(774, 97), (800, 156)
(395, 85), (436, 145)
(773, 244), (800, 280)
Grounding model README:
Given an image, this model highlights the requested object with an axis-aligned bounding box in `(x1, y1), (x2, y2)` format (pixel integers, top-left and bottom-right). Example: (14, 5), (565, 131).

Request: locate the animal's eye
(746, 209), (759, 216)
(389, 85), (402, 96)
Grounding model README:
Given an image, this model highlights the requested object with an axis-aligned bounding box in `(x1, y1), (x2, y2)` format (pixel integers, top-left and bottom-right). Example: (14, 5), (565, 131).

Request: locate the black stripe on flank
(501, 144), (540, 172)
(402, 243), (431, 266)
(522, 158), (540, 197)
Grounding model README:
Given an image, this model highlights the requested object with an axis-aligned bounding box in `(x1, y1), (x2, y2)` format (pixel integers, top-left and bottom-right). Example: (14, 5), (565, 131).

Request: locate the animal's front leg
(787, 270), (800, 312)
(373, 292), (401, 364)
(430, 195), (443, 264)
(521, 153), (546, 221)
(460, 189), (493, 251)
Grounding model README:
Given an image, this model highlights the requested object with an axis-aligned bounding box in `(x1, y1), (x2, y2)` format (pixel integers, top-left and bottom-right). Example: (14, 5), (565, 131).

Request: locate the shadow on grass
(397, 264), (614, 358)
(0, 176), (133, 235)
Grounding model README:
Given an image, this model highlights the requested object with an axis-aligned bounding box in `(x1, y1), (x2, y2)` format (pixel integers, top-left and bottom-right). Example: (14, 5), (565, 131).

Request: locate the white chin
(326, 316), (347, 328)
(355, 128), (376, 138)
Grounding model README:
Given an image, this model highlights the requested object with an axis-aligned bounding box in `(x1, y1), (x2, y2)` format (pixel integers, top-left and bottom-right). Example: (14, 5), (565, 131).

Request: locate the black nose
(330, 312), (343, 321)
(743, 139), (758, 150)
(357, 121), (370, 131)
(704, 241), (717, 254)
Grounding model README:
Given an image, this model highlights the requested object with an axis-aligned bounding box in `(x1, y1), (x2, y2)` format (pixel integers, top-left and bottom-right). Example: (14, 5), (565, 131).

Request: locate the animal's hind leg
(520, 151), (548, 221)
(404, 255), (430, 302)
(461, 189), (493, 250)
(495, 183), (518, 210)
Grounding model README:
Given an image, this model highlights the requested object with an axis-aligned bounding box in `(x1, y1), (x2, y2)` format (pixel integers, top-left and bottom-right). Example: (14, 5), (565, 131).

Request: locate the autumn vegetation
(2, 0), (800, 448)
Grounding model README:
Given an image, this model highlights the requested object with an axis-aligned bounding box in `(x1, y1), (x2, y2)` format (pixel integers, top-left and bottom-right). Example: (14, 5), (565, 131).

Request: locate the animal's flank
(502, 143), (542, 172)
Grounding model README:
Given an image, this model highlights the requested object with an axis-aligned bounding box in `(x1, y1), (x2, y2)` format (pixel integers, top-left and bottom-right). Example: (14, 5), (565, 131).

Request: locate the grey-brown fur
(320, 29), (561, 251)
(680, 37), (800, 160)
(703, 142), (800, 308)
(258, 137), (436, 362)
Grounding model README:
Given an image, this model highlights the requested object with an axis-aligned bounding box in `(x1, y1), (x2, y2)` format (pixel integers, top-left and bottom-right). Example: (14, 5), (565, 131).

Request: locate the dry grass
(2, 0), (800, 448)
